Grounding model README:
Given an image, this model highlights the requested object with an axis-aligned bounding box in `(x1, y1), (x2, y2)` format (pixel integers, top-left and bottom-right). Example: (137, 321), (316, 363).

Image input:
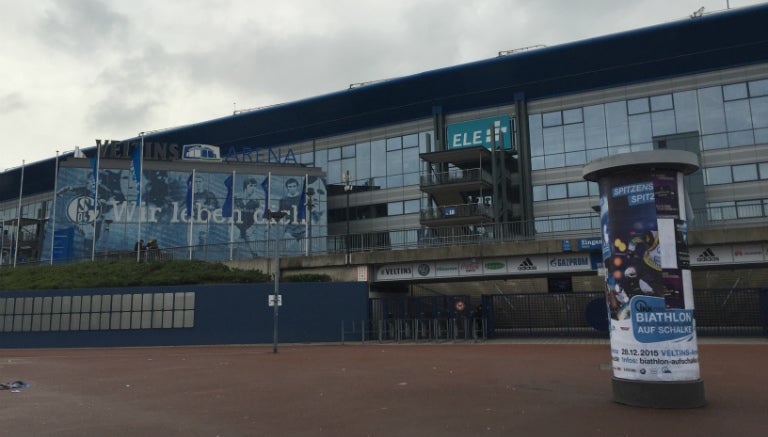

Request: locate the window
(749, 79), (768, 97)
(298, 152), (313, 166)
(386, 137), (402, 151)
(565, 151), (586, 166)
(544, 153), (565, 169)
(627, 98), (649, 115)
(387, 201), (404, 216)
(529, 114), (544, 156)
(542, 111), (562, 127)
(563, 108), (583, 124)
(568, 181), (589, 197)
(328, 148), (341, 161)
(563, 124), (585, 152)
(370, 140), (386, 178)
(342, 144), (356, 158)
(651, 110), (676, 137)
(704, 166), (732, 185)
(584, 105), (607, 149)
(419, 131), (434, 153)
(707, 201), (736, 221)
(737, 199), (762, 218)
(543, 126), (564, 155)
(629, 113), (652, 144)
(547, 184), (567, 200)
(403, 134), (418, 148)
(650, 94), (673, 111)
(605, 101), (629, 147)
(732, 163), (758, 182)
(759, 162), (768, 179)
(673, 90), (700, 133)
(723, 83), (748, 101)
(403, 199), (420, 214)
(698, 87), (726, 135)
(356, 142), (371, 181)
(588, 182), (600, 196)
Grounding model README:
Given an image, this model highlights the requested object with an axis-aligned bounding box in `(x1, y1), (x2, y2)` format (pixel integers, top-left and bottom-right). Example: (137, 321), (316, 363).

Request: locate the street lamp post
(305, 187), (315, 256)
(343, 171), (353, 265)
(266, 209), (287, 354)
(104, 219), (112, 259)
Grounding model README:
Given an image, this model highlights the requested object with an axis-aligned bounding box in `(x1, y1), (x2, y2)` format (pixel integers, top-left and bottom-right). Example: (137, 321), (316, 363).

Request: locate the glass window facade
(324, 131), (432, 190)
(529, 78), (768, 234)
(529, 79), (768, 169)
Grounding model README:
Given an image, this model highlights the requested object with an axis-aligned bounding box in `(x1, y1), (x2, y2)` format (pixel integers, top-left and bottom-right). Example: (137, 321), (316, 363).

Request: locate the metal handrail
(3, 206), (766, 268)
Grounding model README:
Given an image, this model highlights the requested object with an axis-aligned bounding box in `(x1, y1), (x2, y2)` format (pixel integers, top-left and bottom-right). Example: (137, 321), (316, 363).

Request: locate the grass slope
(0, 260), (273, 291)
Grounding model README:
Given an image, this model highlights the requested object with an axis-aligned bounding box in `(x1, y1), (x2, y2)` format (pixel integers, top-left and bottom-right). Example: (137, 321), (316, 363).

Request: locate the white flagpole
(188, 169), (196, 260)
(13, 160), (24, 268)
(0, 218), (4, 267)
(266, 172), (272, 256)
(50, 151), (60, 265)
(304, 173), (309, 256)
(229, 170), (236, 261)
(91, 143), (101, 262)
(135, 134), (144, 262)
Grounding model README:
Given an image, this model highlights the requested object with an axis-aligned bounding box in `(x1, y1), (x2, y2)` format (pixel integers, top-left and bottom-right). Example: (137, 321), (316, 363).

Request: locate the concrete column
(583, 149), (705, 408)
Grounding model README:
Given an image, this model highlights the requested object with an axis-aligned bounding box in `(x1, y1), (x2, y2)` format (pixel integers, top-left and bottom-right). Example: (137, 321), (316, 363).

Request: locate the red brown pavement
(1, 340), (766, 437)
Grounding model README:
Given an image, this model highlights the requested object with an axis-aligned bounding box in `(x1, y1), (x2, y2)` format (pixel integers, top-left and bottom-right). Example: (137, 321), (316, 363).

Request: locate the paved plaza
(2, 339), (766, 436)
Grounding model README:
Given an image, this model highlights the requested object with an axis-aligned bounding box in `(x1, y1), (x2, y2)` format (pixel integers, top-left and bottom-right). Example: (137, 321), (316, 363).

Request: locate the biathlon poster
(600, 169), (700, 382)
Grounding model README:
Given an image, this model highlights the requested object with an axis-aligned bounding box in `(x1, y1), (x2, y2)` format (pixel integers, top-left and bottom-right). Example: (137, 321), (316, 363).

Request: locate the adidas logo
(696, 248), (719, 262)
(518, 257), (537, 271)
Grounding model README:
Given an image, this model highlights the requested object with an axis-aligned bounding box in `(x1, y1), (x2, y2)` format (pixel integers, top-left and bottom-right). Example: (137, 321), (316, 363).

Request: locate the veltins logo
(517, 257), (537, 271)
(417, 264), (431, 276)
(67, 196), (98, 224)
(484, 262), (505, 270)
(696, 248), (719, 262)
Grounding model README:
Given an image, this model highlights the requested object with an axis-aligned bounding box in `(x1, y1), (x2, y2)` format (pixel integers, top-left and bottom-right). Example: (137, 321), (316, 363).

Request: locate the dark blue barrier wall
(0, 282), (368, 348)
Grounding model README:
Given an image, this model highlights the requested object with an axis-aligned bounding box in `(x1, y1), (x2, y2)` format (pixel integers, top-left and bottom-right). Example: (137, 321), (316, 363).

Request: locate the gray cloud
(0, 92), (26, 114)
(36, 0), (131, 55)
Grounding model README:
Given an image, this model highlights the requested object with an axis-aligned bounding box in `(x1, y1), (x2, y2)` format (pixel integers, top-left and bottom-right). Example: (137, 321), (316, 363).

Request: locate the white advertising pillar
(583, 149), (705, 408)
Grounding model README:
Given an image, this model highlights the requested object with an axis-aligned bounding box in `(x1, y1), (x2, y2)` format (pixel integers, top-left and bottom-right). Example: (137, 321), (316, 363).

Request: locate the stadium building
(2, 4), (768, 301)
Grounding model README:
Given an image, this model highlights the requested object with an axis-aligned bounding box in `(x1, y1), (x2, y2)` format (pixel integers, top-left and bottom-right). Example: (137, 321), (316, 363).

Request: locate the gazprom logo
(447, 116), (514, 150)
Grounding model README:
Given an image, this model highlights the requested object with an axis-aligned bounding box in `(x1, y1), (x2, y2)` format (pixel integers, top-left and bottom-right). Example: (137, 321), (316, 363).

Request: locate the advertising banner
(413, 262), (436, 279)
(446, 116), (514, 150)
(600, 169), (700, 382)
(457, 259), (484, 276)
(482, 258), (509, 275)
(434, 261), (460, 277)
(508, 255), (547, 274)
(547, 254), (592, 272)
(45, 165), (327, 261)
(375, 263), (414, 281)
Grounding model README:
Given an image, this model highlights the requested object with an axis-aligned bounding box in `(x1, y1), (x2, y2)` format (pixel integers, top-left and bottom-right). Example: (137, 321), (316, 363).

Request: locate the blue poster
(43, 166), (327, 262)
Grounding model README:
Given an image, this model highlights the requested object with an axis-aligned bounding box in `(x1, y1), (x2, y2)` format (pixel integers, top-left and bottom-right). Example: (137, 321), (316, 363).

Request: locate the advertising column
(583, 149), (705, 408)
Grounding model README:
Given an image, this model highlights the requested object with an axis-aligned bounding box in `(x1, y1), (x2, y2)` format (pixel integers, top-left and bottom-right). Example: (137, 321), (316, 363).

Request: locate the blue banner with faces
(45, 166), (327, 262)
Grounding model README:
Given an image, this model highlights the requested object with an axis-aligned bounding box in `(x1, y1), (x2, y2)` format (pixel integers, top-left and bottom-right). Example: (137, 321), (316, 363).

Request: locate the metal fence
(484, 289), (768, 338)
(484, 292), (607, 338)
(352, 289), (768, 343)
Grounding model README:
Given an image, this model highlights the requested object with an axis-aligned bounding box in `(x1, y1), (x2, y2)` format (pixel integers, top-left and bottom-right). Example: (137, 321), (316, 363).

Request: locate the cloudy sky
(0, 0), (763, 170)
